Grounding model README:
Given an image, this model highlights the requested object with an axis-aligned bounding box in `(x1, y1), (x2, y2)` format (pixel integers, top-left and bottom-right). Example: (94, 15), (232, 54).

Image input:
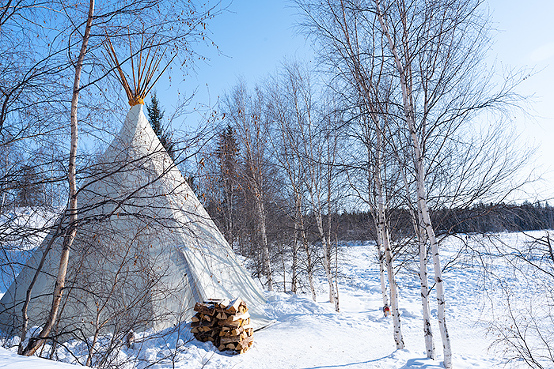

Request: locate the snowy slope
(1, 232), (549, 368)
(0, 207), (59, 294)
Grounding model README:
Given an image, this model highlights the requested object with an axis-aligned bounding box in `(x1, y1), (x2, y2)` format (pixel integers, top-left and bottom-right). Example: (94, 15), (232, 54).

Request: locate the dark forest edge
(206, 200), (554, 247)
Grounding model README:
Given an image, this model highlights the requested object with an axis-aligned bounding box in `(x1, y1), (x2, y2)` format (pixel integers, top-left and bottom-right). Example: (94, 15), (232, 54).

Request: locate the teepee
(0, 39), (269, 339)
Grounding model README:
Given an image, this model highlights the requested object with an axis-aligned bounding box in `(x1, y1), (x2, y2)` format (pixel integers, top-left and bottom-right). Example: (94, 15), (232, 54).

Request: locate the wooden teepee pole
(103, 33), (175, 106)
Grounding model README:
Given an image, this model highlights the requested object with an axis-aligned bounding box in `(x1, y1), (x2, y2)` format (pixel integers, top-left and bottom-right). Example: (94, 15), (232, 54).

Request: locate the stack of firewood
(191, 298), (254, 354)
(190, 302), (218, 344)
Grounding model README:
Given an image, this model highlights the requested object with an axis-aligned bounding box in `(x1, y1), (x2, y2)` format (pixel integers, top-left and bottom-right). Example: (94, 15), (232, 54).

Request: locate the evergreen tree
(147, 92), (176, 159)
(216, 123), (239, 245)
(16, 164), (45, 207)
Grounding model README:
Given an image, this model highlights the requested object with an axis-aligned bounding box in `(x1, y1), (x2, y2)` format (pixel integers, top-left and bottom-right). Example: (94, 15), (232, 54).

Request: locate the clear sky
(486, 0), (554, 201)
(162, 1), (313, 113)
(160, 0), (554, 202)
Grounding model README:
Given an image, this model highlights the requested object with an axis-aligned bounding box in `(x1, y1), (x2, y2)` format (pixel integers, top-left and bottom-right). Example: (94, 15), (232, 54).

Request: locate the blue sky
(486, 0), (554, 201)
(157, 0), (554, 201)
(157, 1), (312, 115)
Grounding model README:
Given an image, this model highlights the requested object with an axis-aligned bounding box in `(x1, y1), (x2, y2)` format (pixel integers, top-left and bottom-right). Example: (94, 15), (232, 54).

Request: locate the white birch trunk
(328, 234), (339, 312)
(375, 1), (452, 365)
(22, 0), (94, 356)
(417, 181), (451, 367)
(418, 223), (435, 359)
(382, 226), (404, 349)
(377, 240), (389, 310)
(292, 218), (299, 294)
(18, 221), (63, 354)
(291, 193), (304, 294)
(303, 102), (336, 307)
(280, 243), (286, 293)
(307, 134), (338, 309)
(300, 214), (317, 301)
(325, 138), (339, 312)
(254, 188), (273, 292)
(315, 212), (337, 307)
(397, 155), (436, 358)
(374, 124), (403, 348)
(305, 159), (336, 306)
(373, 118), (390, 314)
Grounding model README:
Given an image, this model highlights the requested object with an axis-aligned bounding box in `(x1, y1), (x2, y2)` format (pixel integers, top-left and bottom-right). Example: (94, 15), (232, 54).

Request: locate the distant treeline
(334, 202), (554, 241)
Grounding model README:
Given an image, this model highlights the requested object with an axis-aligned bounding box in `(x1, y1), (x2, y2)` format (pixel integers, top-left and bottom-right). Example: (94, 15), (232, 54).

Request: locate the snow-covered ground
(1, 231), (552, 368)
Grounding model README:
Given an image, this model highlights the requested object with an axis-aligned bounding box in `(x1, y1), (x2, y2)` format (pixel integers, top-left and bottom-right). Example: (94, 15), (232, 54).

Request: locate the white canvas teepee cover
(0, 105), (269, 337)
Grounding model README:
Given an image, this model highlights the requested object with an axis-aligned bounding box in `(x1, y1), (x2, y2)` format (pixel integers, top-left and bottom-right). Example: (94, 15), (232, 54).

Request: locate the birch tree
(8, 0), (219, 356)
(296, 0), (404, 345)
(283, 64), (340, 309)
(21, 0), (94, 355)
(266, 67), (316, 298)
(372, 1), (499, 365)
(224, 82), (274, 291)
(320, 104), (342, 312)
(297, 0), (526, 362)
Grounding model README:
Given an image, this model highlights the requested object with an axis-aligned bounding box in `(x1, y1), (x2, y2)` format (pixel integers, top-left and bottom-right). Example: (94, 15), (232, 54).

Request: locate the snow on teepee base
(0, 39), (269, 341)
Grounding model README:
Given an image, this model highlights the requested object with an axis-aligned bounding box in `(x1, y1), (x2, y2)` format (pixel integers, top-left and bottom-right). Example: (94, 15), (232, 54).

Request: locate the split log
(217, 312), (250, 326)
(225, 298), (248, 314)
(220, 332), (249, 345)
(229, 311), (250, 322)
(191, 314), (212, 323)
(219, 325), (253, 337)
(194, 302), (216, 316)
(238, 339), (254, 354)
(220, 335), (251, 345)
(191, 321), (214, 329)
(236, 336), (254, 350)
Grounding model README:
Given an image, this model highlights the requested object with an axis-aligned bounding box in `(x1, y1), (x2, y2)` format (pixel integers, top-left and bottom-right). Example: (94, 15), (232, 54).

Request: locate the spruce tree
(216, 123), (239, 244)
(147, 92), (176, 159)
(16, 164), (45, 207)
